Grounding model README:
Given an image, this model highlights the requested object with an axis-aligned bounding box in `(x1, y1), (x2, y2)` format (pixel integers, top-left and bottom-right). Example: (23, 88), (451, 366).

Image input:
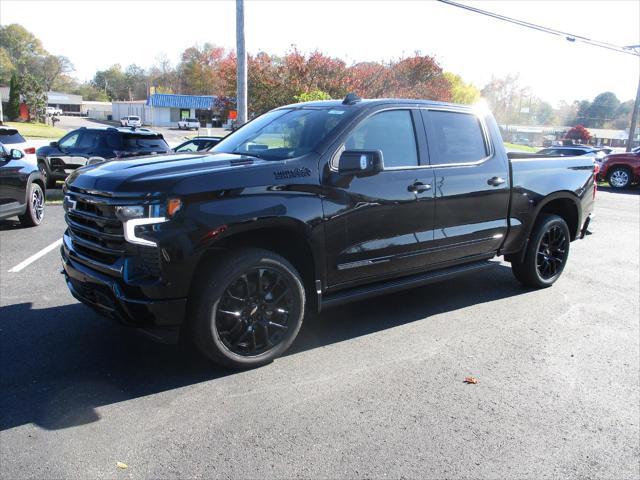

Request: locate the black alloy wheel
(536, 224), (567, 280)
(511, 214), (571, 288)
(216, 267), (293, 356)
(19, 182), (45, 227)
(190, 248), (305, 369)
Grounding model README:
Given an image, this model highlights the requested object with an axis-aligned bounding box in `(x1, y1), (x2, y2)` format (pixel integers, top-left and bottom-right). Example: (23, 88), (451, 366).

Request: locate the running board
(319, 260), (496, 310)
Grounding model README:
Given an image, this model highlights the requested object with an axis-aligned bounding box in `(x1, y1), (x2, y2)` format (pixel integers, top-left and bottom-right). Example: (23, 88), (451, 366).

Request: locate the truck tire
(189, 248), (306, 369)
(607, 166), (632, 189)
(511, 214), (570, 288)
(18, 182), (45, 227)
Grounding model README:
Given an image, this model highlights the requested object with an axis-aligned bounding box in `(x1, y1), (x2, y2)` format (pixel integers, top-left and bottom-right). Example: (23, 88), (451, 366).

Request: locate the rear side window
(77, 131), (101, 149)
(123, 134), (169, 151)
(344, 110), (419, 168)
(0, 129), (26, 145)
(426, 111), (488, 164)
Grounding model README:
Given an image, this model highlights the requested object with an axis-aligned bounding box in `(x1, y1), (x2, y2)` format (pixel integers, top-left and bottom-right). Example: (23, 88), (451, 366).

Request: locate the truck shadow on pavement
(0, 264), (527, 431)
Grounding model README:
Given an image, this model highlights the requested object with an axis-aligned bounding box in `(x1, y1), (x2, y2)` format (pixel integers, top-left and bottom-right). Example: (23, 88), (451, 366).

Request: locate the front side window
(344, 110), (418, 168)
(59, 132), (80, 149)
(427, 111), (488, 164)
(214, 107), (355, 161)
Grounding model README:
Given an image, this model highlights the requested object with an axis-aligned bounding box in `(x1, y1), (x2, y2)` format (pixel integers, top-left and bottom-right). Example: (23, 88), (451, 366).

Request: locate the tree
(91, 64), (128, 100)
(587, 92), (620, 128)
(444, 72), (480, 104)
(0, 47), (15, 85)
(0, 24), (71, 90)
(533, 101), (554, 125)
(565, 125), (591, 143)
(7, 73), (21, 120)
(294, 90), (332, 102)
(481, 74), (531, 124)
(20, 73), (47, 122)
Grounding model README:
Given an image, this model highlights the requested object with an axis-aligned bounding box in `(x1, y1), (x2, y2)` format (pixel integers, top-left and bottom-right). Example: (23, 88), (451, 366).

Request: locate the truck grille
(64, 190), (161, 279)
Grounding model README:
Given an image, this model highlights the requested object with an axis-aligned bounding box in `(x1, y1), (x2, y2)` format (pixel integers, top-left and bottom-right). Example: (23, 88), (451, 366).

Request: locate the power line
(437, 0), (640, 57)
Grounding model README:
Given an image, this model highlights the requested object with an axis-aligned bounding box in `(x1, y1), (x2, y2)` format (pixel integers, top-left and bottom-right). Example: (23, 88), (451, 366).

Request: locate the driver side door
(321, 108), (436, 288)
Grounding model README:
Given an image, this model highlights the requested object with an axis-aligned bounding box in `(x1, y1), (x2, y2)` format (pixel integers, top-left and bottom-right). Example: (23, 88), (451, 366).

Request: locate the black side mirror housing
(10, 149), (24, 160)
(50, 141), (59, 148)
(338, 150), (383, 177)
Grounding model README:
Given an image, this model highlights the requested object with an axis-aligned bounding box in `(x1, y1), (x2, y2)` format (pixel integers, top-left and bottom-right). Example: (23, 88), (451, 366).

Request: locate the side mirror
(338, 150), (383, 177)
(50, 141), (59, 148)
(10, 149), (24, 160)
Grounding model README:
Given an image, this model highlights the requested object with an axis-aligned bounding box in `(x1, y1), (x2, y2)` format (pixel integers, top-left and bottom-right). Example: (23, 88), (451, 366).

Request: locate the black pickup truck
(61, 95), (595, 369)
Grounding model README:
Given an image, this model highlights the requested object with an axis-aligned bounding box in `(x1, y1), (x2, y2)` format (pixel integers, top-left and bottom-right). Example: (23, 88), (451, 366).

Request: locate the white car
(0, 126), (38, 160)
(177, 118), (200, 130)
(45, 106), (63, 116)
(120, 115), (142, 127)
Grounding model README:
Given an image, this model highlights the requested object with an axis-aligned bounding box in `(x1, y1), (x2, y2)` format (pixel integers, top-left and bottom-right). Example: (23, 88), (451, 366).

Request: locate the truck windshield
(213, 107), (354, 160)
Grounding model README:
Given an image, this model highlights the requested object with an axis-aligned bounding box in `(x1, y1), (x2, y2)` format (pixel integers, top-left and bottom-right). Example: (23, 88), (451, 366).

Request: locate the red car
(598, 149), (640, 189)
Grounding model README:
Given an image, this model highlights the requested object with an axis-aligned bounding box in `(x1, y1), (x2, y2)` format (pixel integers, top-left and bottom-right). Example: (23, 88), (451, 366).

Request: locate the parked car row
(533, 144), (639, 189)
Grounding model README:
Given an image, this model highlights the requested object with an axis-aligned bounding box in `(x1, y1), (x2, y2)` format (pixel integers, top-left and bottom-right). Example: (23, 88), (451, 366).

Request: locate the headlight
(115, 205), (146, 221)
(118, 198), (182, 247)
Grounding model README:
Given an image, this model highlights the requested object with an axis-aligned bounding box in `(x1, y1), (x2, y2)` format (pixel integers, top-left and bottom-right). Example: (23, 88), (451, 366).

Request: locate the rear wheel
(608, 167), (632, 189)
(189, 248), (305, 369)
(511, 214), (570, 288)
(18, 182), (45, 227)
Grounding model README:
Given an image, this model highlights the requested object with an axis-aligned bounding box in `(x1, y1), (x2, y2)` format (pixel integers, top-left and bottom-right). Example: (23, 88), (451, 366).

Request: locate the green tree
(294, 90), (332, 102)
(7, 73), (21, 120)
(533, 101), (554, 125)
(444, 72), (480, 104)
(20, 73), (47, 122)
(0, 48), (15, 85)
(587, 92), (620, 128)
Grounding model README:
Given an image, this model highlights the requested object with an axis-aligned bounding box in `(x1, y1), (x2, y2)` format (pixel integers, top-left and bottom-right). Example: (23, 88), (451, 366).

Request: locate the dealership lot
(0, 189), (638, 478)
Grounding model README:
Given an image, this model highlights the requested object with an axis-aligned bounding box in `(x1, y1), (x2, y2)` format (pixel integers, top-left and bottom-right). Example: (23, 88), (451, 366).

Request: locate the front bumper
(61, 239), (187, 328)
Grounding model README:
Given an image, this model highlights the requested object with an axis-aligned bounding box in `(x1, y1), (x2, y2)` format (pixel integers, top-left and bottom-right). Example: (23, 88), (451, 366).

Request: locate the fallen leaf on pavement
(116, 462), (128, 469)
(463, 377), (478, 384)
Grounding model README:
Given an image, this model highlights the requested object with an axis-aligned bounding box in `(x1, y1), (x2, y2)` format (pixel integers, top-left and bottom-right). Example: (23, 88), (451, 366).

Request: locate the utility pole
(236, 0), (248, 126)
(626, 74), (640, 152)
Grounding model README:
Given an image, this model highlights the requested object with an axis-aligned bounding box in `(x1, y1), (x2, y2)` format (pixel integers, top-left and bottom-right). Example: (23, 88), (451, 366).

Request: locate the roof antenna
(342, 93), (361, 105)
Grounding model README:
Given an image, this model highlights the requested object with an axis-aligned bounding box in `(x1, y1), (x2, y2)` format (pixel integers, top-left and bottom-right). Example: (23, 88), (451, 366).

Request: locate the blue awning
(147, 94), (217, 110)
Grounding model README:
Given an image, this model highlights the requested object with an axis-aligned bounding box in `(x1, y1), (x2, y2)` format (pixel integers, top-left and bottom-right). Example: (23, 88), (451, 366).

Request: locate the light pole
(624, 45), (640, 152)
(236, 0), (248, 126)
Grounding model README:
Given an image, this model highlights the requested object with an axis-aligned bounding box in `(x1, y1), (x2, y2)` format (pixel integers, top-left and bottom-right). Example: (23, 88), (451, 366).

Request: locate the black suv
(36, 127), (170, 187)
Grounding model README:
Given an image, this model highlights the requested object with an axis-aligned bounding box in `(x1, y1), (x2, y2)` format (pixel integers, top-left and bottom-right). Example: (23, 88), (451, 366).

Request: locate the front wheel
(608, 167), (632, 189)
(18, 182), (45, 227)
(511, 214), (570, 288)
(189, 248), (306, 369)
(38, 162), (56, 189)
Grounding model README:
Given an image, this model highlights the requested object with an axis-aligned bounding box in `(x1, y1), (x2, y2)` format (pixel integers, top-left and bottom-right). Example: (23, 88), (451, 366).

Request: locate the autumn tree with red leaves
(565, 124), (592, 143)
(165, 46), (453, 115)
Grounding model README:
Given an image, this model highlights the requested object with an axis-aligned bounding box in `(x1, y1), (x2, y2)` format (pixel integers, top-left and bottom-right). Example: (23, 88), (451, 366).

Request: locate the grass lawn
(504, 142), (538, 153)
(4, 121), (66, 139)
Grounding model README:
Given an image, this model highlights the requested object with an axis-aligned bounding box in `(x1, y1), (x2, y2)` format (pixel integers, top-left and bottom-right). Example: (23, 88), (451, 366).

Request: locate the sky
(1, 0), (639, 106)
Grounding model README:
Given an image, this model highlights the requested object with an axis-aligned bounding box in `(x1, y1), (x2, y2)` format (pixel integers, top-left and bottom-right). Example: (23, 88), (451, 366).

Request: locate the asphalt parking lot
(0, 188), (638, 479)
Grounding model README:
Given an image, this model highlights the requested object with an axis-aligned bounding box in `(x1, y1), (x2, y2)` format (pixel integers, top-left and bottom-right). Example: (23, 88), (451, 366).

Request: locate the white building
(82, 101), (112, 120)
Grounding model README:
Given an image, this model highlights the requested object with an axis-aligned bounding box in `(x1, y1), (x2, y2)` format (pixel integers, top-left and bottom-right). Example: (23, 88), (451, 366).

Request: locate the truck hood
(65, 152), (271, 195)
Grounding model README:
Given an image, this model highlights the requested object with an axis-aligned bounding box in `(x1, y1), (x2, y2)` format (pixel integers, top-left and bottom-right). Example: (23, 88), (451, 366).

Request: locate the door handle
(487, 176), (506, 186)
(408, 182), (431, 193)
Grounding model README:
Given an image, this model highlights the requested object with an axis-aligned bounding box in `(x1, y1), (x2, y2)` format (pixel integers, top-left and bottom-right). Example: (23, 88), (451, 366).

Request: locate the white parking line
(7, 239), (63, 273)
